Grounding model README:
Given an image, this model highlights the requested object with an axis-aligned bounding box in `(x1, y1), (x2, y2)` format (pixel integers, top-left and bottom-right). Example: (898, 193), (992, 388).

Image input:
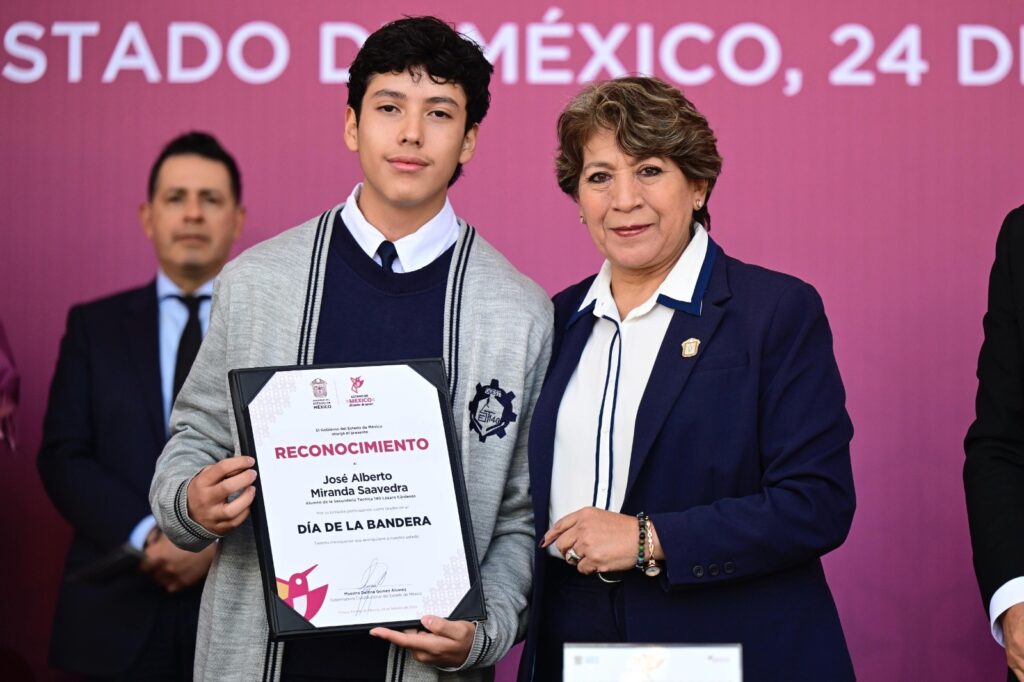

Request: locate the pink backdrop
(2, 1), (1023, 679)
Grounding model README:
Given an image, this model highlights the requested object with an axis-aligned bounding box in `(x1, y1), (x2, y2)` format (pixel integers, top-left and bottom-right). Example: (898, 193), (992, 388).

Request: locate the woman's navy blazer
(519, 239), (857, 682)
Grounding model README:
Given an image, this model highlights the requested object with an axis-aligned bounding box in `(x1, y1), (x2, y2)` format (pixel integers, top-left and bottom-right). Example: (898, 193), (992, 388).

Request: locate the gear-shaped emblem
(468, 379), (517, 442)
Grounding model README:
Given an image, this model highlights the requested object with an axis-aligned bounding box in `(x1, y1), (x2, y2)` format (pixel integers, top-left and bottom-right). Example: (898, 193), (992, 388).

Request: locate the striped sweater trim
(174, 479), (213, 541)
(297, 210), (331, 365)
(390, 646), (407, 682)
(447, 225), (476, 405)
(476, 629), (493, 668)
(262, 640), (276, 682)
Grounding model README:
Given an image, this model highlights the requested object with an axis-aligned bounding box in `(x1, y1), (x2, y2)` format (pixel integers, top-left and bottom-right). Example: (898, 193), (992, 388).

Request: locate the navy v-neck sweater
(313, 213), (452, 365)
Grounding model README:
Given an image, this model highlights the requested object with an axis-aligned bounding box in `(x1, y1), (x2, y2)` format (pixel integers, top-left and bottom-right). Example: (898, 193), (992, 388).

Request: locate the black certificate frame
(229, 358), (486, 641)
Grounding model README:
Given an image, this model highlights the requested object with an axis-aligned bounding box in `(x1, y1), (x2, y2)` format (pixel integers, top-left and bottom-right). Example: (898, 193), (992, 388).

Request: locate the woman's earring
(695, 200), (703, 210)
(579, 213), (585, 224)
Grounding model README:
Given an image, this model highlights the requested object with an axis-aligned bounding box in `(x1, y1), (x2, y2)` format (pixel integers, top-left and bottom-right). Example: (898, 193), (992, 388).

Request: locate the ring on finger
(565, 547), (582, 563)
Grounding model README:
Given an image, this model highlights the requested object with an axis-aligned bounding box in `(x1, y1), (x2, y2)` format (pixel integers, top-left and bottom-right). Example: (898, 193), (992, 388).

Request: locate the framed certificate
(229, 359), (486, 640)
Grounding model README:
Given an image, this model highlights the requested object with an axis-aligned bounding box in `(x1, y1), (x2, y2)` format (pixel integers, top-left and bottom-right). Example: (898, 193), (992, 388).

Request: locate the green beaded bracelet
(636, 512), (648, 572)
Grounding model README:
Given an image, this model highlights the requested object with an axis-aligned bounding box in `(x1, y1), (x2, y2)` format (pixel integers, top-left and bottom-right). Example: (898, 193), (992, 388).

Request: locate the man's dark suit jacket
(965, 204), (1024, 680)
(519, 239), (857, 682)
(37, 282), (199, 676)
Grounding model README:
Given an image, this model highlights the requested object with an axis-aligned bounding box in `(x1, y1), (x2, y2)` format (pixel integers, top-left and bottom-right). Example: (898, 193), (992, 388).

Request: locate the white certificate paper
(563, 643), (742, 682)
(232, 361), (482, 637)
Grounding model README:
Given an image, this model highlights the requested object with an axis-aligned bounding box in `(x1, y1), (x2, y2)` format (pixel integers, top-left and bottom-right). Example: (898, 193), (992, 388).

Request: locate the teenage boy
(149, 16), (551, 682)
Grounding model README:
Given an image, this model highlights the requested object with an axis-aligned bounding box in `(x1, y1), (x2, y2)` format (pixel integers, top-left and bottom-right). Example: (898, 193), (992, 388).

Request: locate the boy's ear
(344, 106), (359, 152)
(458, 124), (479, 165)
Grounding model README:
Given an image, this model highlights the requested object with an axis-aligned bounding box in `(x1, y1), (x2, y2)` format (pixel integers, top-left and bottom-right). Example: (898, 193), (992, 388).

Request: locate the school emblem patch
(469, 379), (517, 442)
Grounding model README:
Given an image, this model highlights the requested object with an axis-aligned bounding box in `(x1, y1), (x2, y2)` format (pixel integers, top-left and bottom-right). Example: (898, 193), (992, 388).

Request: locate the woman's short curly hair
(555, 77), (723, 229)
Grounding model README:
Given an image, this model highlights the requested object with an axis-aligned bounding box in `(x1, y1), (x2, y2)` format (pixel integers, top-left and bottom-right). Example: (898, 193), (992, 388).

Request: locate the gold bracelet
(644, 518), (661, 577)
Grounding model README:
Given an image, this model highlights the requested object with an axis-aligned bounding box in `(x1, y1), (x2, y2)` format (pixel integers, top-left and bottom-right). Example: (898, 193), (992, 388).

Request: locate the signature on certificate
(356, 558), (389, 615)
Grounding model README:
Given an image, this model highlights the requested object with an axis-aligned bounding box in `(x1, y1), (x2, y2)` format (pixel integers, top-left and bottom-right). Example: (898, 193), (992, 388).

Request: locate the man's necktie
(376, 241), (399, 272)
(172, 295), (210, 404)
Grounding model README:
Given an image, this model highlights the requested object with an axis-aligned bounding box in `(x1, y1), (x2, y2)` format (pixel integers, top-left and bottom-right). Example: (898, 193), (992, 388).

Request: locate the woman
(519, 77), (856, 681)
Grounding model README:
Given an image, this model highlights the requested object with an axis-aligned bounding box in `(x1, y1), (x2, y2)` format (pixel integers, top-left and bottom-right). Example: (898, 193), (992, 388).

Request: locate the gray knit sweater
(150, 206), (552, 681)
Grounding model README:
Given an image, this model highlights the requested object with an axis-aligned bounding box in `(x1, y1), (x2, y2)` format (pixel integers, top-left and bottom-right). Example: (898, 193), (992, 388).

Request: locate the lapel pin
(681, 338), (700, 358)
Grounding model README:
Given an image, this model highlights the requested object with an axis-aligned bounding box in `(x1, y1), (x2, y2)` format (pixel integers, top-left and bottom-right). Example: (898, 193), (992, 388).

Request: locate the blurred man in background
(37, 131), (244, 680)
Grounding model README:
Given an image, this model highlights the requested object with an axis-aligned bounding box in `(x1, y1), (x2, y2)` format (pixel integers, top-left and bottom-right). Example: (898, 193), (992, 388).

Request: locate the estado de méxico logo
(310, 378), (332, 410)
(311, 378), (327, 399)
(469, 379), (516, 442)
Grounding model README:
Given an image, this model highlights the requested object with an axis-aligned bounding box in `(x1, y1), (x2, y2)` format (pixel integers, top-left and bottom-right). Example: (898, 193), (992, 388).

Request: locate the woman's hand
(542, 507), (645, 574)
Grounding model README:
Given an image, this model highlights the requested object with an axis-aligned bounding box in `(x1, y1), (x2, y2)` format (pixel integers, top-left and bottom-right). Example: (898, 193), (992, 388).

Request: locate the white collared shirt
(340, 183), (459, 273)
(155, 270), (214, 427)
(547, 225), (709, 557)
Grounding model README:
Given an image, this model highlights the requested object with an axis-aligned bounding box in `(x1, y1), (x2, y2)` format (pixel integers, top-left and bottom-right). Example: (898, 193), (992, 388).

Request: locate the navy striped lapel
(624, 241), (731, 500)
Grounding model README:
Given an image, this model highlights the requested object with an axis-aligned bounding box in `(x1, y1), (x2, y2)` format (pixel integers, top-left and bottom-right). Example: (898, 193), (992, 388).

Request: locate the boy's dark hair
(347, 16), (493, 185)
(147, 131), (242, 203)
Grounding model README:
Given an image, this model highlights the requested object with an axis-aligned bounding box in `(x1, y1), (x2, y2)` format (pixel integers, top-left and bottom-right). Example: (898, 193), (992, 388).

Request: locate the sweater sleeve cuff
(435, 621), (491, 672)
(172, 477), (221, 547)
(990, 577), (1024, 646)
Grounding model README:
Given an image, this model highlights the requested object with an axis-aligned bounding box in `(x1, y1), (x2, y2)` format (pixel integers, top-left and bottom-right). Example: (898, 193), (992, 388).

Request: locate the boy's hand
(186, 456), (257, 534)
(370, 616), (475, 668)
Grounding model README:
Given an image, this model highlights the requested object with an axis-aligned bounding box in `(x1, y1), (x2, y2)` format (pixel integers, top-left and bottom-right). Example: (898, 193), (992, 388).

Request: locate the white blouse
(547, 225), (710, 557)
